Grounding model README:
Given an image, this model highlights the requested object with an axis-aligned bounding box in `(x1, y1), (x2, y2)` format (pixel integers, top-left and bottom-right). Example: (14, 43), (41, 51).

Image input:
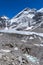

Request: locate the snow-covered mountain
(11, 8), (36, 22)
(0, 7), (43, 31)
(10, 8), (43, 30)
(1, 16), (9, 20)
(37, 8), (43, 13)
(10, 8), (36, 30)
(0, 15), (10, 28)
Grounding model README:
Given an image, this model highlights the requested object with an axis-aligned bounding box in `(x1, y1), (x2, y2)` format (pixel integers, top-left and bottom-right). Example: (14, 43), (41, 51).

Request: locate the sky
(0, 0), (43, 18)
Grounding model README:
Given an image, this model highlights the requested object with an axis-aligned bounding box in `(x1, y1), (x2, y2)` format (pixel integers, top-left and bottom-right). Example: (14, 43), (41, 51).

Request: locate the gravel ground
(0, 33), (43, 65)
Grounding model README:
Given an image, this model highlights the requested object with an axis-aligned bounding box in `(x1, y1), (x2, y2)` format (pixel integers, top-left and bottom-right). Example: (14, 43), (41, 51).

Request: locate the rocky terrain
(0, 33), (42, 65)
(0, 7), (43, 65)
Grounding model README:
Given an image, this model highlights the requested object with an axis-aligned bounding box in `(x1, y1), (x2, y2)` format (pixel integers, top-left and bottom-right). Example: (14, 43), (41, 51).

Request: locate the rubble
(24, 54), (39, 64)
(2, 43), (14, 48)
(0, 33), (42, 65)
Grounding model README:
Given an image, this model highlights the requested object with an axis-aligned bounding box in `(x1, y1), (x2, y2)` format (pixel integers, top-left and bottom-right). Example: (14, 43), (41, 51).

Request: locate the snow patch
(27, 14), (34, 18)
(14, 47), (18, 50)
(24, 54), (39, 64)
(29, 36), (34, 40)
(25, 26), (33, 30)
(0, 49), (11, 53)
(1, 16), (9, 19)
(34, 44), (43, 47)
(37, 8), (43, 12)
(4, 27), (8, 30)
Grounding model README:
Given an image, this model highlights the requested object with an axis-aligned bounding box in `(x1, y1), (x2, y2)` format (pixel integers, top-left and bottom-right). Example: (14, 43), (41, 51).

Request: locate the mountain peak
(23, 7), (31, 11)
(1, 16), (9, 20)
(37, 8), (43, 12)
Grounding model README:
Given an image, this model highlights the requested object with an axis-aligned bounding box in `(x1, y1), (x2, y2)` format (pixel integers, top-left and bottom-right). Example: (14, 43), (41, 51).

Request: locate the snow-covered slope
(10, 8), (36, 29)
(37, 8), (43, 13)
(0, 7), (43, 31)
(0, 15), (9, 28)
(1, 16), (9, 20)
(10, 7), (43, 30)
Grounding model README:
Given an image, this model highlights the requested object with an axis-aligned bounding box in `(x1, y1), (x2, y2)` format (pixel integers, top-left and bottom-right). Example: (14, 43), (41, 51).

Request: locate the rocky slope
(0, 7), (43, 65)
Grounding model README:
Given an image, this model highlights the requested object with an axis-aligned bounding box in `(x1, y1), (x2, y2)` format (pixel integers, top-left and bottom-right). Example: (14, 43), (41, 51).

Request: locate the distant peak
(1, 16), (9, 19)
(37, 8), (43, 12)
(24, 7), (31, 11)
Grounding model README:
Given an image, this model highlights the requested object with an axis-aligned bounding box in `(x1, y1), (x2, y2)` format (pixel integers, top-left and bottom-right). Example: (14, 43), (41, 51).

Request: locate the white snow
(34, 44), (40, 46)
(1, 16), (9, 19)
(0, 29), (43, 37)
(18, 56), (22, 63)
(37, 8), (43, 12)
(25, 26), (33, 30)
(4, 27), (8, 30)
(24, 54), (39, 64)
(23, 11), (29, 14)
(34, 44), (43, 47)
(27, 14), (34, 18)
(29, 36), (34, 40)
(0, 49), (11, 53)
(21, 40), (27, 42)
(10, 18), (18, 24)
(14, 47), (18, 50)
